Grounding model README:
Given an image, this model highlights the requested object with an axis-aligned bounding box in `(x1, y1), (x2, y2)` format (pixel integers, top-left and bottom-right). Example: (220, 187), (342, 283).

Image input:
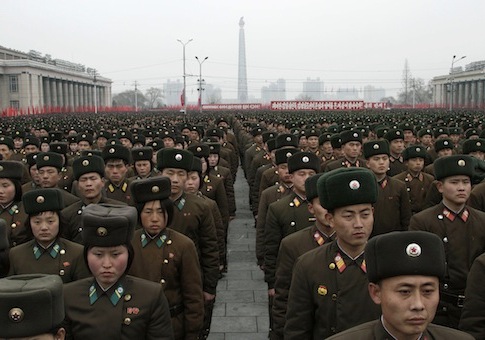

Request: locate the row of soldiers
(237, 116), (485, 339)
(0, 116), (249, 339)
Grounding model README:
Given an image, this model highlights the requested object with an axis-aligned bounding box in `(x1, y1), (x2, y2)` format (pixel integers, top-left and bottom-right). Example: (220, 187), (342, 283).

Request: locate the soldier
(409, 155), (485, 328)
(304, 128), (320, 155)
(0, 220), (7, 277)
(324, 130), (366, 171)
(49, 142), (75, 192)
(394, 145), (435, 215)
(0, 160), (29, 247)
(263, 151), (320, 334)
(327, 231), (473, 340)
(318, 132), (336, 163)
(424, 138), (454, 177)
(35, 152), (80, 207)
(0, 274), (67, 339)
(8, 188), (89, 283)
(285, 168), (381, 338)
(63, 204), (174, 339)
(129, 177), (204, 340)
(130, 147), (157, 180)
(0, 135), (14, 160)
(76, 132), (94, 153)
(363, 140), (411, 236)
(271, 173), (335, 339)
(156, 148), (219, 340)
(385, 129), (407, 176)
(61, 155), (126, 243)
(101, 144), (134, 205)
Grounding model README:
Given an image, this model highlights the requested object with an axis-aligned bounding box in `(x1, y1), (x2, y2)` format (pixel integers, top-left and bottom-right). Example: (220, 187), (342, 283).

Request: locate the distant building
(261, 79), (286, 103)
(0, 45), (111, 113)
(363, 85), (386, 102)
(238, 17), (248, 103)
(335, 87), (360, 100)
(302, 78), (324, 100)
(432, 60), (485, 109)
(204, 84), (222, 104)
(163, 79), (183, 106)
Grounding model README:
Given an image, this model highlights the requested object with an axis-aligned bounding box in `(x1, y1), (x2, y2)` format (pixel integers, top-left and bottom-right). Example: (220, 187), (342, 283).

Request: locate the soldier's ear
(368, 283), (382, 305)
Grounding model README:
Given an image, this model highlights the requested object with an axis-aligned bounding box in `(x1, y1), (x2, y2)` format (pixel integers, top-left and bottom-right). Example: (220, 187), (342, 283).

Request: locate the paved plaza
(208, 167), (270, 340)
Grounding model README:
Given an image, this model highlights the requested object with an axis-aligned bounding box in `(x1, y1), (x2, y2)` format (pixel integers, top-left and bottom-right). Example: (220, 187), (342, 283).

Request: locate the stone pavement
(208, 167), (270, 340)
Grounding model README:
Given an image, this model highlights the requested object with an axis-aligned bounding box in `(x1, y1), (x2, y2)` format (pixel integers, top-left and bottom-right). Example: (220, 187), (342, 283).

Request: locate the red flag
(180, 89), (185, 106)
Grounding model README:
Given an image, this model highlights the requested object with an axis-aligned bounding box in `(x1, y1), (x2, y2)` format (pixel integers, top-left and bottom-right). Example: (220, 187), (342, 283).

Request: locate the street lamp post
(196, 56), (208, 113)
(93, 72), (97, 114)
(177, 39), (193, 115)
(449, 55), (466, 111)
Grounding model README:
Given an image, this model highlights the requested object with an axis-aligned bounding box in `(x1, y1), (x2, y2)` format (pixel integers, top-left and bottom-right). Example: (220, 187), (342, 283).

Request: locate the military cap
(318, 132), (333, 146)
(23, 188), (65, 215)
(262, 131), (277, 143)
(287, 151), (320, 174)
(76, 133), (93, 145)
(156, 148), (193, 172)
(206, 128), (223, 139)
(188, 143), (210, 158)
(339, 130), (362, 145)
(11, 130), (26, 139)
(304, 128), (319, 138)
(73, 155), (105, 180)
(479, 130), (485, 139)
(354, 126), (370, 137)
(330, 134), (341, 149)
(384, 129), (404, 142)
(131, 147), (153, 162)
(250, 127), (265, 137)
(131, 177), (171, 204)
(191, 125), (204, 138)
(207, 143), (221, 155)
(132, 134), (146, 146)
(305, 173), (324, 202)
(275, 148), (299, 165)
(216, 117), (229, 125)
(96, 130), (110, 139)
(434, 127), (449, 138)
(35, 152), (63, 170)
(80, 150), (102, 157)
(363, 140), (390, 159)
(375, 127), (390, 139)
(0, 136), (14, 150)
(23, 136), (40, 148)
(275, 134), (298, 149)
(48, 131), (63, 142)
(40, 136), (50, 145)
(102, 144), (131, 164)
(0, 219), (7, 251)
(327, 125), (339, 134)
(106, 138), (122, 147)
(462, 138), (485, 155)
(26, 152), (39, 168)
(81, 204), (137, 247)
(49, 142), (68, 155)
(402, 145), (427, 161)
(147, 139), (164, 152)
(398, 122), (415, 132)
(0, 274), (64, 338)
(365, 231), (445, 283)
(417, 128), (433, 138)
(0, 160), (24, 180)
(434, 155), (474, 181)
(317, 167), (377, 211)
(465, 128), (480, 139)
(449, 127), (463, 136)
(117, 129), (133, 142)
(434, 138), (454, 152)
(190, 156), (203, 174)
(267, 139), (277, 152)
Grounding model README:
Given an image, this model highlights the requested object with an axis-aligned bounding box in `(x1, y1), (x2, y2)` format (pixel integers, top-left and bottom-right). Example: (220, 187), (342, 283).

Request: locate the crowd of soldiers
(1, 108), (485, 339)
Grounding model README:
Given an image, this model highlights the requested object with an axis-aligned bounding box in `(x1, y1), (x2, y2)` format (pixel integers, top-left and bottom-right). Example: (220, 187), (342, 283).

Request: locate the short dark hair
(135, 198), (174, 229)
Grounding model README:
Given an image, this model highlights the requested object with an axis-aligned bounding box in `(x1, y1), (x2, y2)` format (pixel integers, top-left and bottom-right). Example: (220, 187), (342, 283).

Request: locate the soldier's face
(38, 166), (61, 188)
(308, 198), (330, 227)
(185, 171), (200, 194)
(406, 158), (424, 173)
(30, 165), (40, 184)
(419, 135), (432, 146)
(322, 141), (333, 154)
(163, 137), (175, 148)
(307, 136), (319, 149)
(30, 211), (60, 248)
(0, 144), (13, 160)
(140, 200), (168, 236)
(78, 172), (104, 200)
(366, 154), (389, 176)
(208, 154), (219, 167)
(0, 178), (16, 205)
(78, 141), (91, 151)
(277, 164), (291, 184)
(326, 204), (373, 255)
(369, 275), (439, 340)
(88, 245), (129, 289)
(24, 144), (39, 154)
(437, 149), (453, 157)
(14, 137), (23, 149)
(135, 160), (151, 178)
(161, 168), (187, 197)
(105, 160), (128, 184)
(290, 169), (316, 195)
(390, 139), (405, 155)
(437, 175), (471, 206)
(342, 142), (361, 159)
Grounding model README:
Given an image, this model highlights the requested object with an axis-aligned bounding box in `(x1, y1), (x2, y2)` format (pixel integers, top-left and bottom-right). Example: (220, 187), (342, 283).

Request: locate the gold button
(36, 196), (45, 204)
(124, 317), (131, 325)
(60, 249), (66, 255)
(160, 279), (166, 284)
(331, 293), (338, 301)
(166, 240), (172, 245)
(11, 223), (16, 229)
(163, 259), (169, 264)
(152, 185), (160, 193)
(124, 294), (132, 301)
(329, 263), (336, 270)
(97, 227), (108, 236)
(59, 270), (65, 276)
(9, 307), (24, 322)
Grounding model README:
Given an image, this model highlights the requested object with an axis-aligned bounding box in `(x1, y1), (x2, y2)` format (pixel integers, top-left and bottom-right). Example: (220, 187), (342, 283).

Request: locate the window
(10, 101), (19, 110)
(9, 75), (18, 92)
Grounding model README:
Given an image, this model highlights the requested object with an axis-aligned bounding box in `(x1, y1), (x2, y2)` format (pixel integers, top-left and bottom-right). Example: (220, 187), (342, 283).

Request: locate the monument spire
(238, 17), (248, 103)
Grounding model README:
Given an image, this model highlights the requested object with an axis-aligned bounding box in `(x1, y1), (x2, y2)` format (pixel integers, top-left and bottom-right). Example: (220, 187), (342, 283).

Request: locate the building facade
(302, 78), (324, 100)
(0, 46), (111, 113)
(431, 60), (485, 109)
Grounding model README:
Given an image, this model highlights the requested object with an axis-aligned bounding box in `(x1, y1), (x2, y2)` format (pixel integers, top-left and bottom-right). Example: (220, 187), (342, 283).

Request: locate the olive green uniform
(394, 171), (435, 214)
(0, 201), (29, 247)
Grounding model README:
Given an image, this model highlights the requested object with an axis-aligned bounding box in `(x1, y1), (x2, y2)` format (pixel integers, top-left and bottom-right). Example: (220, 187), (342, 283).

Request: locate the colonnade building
(0, 45), (111, 113)
(431, 60), (485, 109)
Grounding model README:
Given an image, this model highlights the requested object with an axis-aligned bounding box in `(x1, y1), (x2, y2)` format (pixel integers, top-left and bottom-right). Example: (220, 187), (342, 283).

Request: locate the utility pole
(134, 81), (138, 112)
(196, 56), (208, 113)
(177, 39), (193, 115)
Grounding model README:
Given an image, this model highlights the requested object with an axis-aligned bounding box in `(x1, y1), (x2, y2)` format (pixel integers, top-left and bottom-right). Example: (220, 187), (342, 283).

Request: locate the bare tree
(145, 87), (164, 108)
(401, 59), (413, 105)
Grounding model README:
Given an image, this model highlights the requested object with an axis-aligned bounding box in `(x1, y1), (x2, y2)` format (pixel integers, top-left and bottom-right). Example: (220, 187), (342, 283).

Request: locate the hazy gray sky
(3, 0), (484, 101)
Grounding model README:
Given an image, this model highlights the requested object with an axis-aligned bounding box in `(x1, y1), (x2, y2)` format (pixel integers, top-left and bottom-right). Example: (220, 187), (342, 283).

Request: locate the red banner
(270, 100), (366, 111)
(202, 103), (262, 110)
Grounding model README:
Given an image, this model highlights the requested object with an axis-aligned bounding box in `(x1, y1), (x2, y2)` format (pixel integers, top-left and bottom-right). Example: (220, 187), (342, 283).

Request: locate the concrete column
(56, 80), (62, 108)
(73, 83), (79, 108)
(50, 79), (57, 107)
(470, 81), (477, 108)
(38, 75), (44, 108)
(84, 85), (89, 106)
(43, 78), (50, 107)
(68, 82), (74, 109)
(456, 83), (463, 108)
(478, 81), (484, 109)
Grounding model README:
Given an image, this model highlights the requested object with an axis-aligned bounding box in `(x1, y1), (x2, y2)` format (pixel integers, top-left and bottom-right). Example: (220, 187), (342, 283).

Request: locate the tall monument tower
(238, 17), (248, 103)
